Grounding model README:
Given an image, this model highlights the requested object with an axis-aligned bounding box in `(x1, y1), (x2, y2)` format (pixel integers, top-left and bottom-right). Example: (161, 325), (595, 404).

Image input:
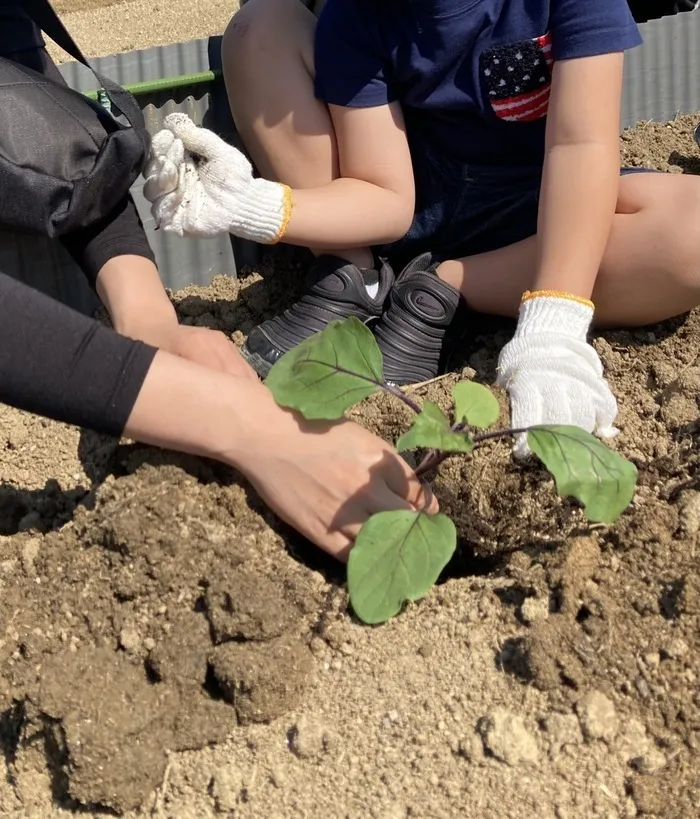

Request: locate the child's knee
(223, 0), (314, 68)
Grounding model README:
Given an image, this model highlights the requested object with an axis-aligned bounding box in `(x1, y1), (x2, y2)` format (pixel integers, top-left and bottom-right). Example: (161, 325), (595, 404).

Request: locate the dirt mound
(0, 458), (326, 812)
(1, 115), (700, 816)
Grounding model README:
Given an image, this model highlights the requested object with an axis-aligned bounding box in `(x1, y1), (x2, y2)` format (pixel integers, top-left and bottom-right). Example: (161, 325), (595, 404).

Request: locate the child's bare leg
(437, 172), (700, 327)
(222, 0), (372, 268)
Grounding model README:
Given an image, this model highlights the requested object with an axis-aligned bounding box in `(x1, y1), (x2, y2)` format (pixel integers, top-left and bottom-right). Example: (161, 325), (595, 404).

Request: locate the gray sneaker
(241, 254), (395, 378)
(373, 253), (461, 386)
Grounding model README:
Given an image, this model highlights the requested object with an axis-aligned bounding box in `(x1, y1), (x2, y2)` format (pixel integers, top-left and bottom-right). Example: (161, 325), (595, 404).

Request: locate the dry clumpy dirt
(1, 118), (700, 819)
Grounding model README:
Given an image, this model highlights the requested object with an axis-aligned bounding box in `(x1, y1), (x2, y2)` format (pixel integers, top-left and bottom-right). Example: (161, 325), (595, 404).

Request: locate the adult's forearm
(124, 350), (287, 469)
(0, 273), (156, 436)
(96, 255), (177, 336)
(0, 272), (280, 468)
(534, 140), (619, 299)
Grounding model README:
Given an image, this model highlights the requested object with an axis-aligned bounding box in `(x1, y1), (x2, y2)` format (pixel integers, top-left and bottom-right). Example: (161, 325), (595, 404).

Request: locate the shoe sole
(240, 343), (274, 380)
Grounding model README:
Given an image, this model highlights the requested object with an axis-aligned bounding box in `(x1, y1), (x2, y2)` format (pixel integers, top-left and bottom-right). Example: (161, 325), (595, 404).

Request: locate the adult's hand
(144, 322), (259, 381)
(242, 413), (438, 561)
(126, 358), (437, 561)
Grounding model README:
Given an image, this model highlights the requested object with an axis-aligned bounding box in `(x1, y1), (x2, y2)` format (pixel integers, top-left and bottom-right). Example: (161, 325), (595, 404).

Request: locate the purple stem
(414, 426), (530, 479)
(381, 383), (423, 415)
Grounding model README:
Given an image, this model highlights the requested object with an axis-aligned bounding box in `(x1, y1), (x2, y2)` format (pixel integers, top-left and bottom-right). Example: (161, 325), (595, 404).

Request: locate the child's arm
(496, 50), (632, 457)
(144, 106), (416, 249)
(534, 52), (624, 299)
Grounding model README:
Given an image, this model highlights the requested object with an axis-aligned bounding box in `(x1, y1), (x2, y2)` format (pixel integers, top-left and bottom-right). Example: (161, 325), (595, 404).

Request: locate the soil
(2, 118), (700, 818)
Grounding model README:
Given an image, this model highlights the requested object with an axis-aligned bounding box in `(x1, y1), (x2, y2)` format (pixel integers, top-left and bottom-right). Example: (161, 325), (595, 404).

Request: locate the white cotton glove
(142, 113), (292, 244)
(496, 291), (618, 459)
(142, 128), (191, 231)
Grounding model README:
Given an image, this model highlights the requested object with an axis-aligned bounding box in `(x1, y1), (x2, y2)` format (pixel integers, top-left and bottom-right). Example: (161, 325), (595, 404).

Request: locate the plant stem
(414, 422), (468, 478)
(381, 383), (423, 414)
(415, 450), (452, 478)
(472, 427), (528, 444)
(414, 426), (528, 479)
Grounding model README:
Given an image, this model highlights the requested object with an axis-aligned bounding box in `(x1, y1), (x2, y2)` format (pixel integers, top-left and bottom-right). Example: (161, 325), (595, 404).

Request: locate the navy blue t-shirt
(314, 0), (643, 166)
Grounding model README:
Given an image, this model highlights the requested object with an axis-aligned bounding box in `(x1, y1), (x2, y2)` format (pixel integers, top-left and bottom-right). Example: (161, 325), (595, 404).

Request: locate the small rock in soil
(662, 638), (689, 660)
(520, 595), (550, 624)
(477, 707), (539, 766)
(575, 690), (619, 742)
(118, 626), (141, 655)
(616, 717), (650, 763)
(630, 747), (667, 774)
(20, 538), (40, 575)
(543, 712), (582, 755)
(210, 635), (314, 723)
(288, 715), (334, 760)
(456, 733), (484, 763)
(205, 565), (297, 643)
(210, 766), (243, 813)
(269, 766), (287, 788)
(678, 490), (700, 536)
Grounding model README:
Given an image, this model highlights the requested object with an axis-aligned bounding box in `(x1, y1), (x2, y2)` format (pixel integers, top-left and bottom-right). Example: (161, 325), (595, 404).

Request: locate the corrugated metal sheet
(1, 13), (700, 314)
(621, 10), (700, 128)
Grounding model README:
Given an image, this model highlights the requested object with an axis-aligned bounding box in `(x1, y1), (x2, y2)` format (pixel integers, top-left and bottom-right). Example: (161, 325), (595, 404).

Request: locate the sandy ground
(46, 0), (242, 61)
(1, 115), (700, 819)
(3, 2), (700, 817)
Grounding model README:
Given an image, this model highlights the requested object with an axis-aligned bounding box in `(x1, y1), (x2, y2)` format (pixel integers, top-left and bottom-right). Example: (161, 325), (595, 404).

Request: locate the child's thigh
(616, 168), (700, 218)
(449, 170), (700, 324)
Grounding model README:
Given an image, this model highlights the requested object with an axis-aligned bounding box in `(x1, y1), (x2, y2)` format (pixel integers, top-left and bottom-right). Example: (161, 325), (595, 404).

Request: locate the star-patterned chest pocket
(479, 32), (553, 123)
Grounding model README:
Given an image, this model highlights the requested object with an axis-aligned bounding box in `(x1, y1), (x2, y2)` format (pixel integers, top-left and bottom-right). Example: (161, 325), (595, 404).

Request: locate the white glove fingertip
(150, 128), (175, 157)
(512, 431), (532, 460)
(165, 137), (185, 168)
(596, 424), (619, 440)
(163, 112), (195, 133)
(165, 113), (224, 159)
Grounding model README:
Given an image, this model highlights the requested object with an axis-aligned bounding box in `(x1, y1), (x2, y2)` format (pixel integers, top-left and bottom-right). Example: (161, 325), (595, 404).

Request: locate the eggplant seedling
(265, 317), (638, 625)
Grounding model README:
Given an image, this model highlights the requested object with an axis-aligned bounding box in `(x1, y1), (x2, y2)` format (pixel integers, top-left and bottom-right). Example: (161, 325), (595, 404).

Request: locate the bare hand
(127, 320), (259, 382)
(163, 324), (259, 381)
(239, 412), (439, 561)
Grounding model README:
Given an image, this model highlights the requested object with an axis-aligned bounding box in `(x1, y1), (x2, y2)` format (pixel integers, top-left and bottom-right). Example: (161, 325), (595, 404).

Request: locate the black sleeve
(0, 273), (157, 437)
(59, 194), (157, 289)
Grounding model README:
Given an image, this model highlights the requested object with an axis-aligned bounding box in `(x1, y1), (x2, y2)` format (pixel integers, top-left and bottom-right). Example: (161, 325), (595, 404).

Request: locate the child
(144, 0), (700, 456)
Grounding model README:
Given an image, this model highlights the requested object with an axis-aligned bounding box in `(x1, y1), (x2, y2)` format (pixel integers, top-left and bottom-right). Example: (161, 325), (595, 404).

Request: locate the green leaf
(527, 425), (638, 524)
(347, 510), (457, 624)
(264, 317), (383, 420)
(396, 401), (474, 453)
(452, 381), (500, 429)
